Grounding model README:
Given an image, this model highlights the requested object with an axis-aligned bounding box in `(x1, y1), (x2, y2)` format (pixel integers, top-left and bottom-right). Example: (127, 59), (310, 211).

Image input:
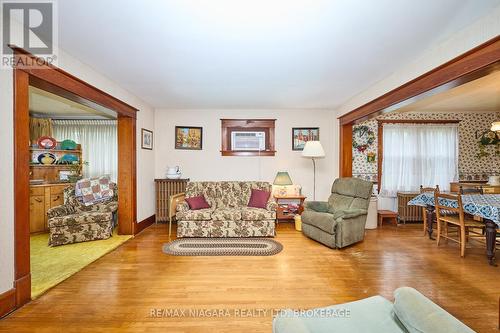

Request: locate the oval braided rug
(163, 238), (283, 256)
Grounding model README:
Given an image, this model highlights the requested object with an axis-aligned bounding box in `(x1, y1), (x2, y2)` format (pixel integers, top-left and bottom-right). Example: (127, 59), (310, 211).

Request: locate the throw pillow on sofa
(185, 196), (211, 210)
(248, 189), (270, 209)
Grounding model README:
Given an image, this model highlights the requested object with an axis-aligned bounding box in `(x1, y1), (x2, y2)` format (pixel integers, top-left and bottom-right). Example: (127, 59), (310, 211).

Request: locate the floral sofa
(176, 181), (277, 237)
(46, 184), (118, 246)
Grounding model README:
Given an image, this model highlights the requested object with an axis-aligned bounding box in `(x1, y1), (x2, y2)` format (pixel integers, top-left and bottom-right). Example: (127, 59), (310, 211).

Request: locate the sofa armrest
(47, 204), (75, 219)
(393, 287), (475, 333)
(170, 192), (186, 217)
(99, 200), (118, 213)
(266, 200), (277, 211)
(332, 208), (367, 220)
(304, 201), (329, 213)
(176, 199), (190, 212)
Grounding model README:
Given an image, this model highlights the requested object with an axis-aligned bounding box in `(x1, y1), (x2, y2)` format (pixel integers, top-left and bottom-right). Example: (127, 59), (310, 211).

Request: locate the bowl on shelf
(37, 152), (56, 165)
(166, 173), (182, 179)
(60, 139), (77, 150)
(60, 154), (79, 163)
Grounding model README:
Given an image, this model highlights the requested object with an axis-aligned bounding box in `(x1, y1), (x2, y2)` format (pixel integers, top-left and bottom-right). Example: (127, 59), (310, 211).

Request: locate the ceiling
(394, 70), (500, 114)
(29, 86), (116, 119)
(57, 0), (500, 109)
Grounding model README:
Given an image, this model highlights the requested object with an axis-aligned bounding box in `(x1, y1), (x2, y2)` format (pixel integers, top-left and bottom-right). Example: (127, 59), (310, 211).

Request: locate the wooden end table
(378, 210), (398, 227)
(274, 195), (306, 223)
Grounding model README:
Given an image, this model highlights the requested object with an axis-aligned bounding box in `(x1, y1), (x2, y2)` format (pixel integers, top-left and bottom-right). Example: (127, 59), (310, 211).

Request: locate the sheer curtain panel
(53, 120), (118, 181)
(380, 123), (459, 197)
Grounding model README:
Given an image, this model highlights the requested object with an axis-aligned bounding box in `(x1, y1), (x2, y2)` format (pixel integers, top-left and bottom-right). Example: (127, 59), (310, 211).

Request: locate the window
(380, 122), (459, 197)
(53, 120), (118, 181)
(220, 119), (276, 156)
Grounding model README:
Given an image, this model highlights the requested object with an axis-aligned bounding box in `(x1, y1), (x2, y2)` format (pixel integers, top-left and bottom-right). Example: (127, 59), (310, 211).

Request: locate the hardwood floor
(0, 223), (498, 332)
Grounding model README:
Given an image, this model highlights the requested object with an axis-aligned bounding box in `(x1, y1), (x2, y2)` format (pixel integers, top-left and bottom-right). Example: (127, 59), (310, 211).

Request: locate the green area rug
(30, 230), (132, 299)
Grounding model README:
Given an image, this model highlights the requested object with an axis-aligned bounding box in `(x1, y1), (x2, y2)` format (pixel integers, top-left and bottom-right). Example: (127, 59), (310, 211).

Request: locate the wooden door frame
(12, 47), (138, 309)
(338, 36), (500, 178)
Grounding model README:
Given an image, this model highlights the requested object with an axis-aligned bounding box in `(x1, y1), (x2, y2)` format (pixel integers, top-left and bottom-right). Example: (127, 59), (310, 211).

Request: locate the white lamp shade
(302, 141), (325, 158)
(492, 121), (500, 132)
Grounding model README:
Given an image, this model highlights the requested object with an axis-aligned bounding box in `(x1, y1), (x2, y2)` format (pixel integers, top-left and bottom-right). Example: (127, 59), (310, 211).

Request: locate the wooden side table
(378, 210), (398, 227)
(274, 195), (306, 222)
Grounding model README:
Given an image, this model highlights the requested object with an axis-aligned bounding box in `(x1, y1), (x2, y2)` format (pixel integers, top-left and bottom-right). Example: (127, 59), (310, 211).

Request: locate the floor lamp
(302, 141), (325, 200)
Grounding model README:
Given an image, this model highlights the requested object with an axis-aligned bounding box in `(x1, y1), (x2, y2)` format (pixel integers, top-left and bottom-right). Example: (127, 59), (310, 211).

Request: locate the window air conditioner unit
(231, 131), (266, 151)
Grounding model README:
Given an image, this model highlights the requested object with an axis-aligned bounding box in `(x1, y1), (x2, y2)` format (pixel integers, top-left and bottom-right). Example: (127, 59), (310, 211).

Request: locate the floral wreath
(352, 125), (375, 153)
(477, 130), (500, 158)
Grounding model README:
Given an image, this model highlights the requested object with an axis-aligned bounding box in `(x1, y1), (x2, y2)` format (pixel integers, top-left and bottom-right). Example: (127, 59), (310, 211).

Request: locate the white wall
(0, 65), (15, 294)
(0, 49), (155, 294)
(336, 5), (500, 117)
(154, 109), (337, 200)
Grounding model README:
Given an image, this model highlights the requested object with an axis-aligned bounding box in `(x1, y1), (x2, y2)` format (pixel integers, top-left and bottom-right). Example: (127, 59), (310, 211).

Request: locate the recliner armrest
(332, 208), (367, 220)
(304, 201), (329, 213)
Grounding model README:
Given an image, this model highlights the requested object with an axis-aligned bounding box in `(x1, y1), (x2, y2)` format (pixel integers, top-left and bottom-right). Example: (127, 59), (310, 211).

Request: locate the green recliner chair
(301, 178), (373, 249)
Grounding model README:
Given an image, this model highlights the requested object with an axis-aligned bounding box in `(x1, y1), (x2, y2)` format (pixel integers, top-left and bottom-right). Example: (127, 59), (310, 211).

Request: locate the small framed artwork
(175, 126), (203, 150)
(292, 127), (319, 151)
(59, 170), (72, 181)
(141, 128), (153, 150)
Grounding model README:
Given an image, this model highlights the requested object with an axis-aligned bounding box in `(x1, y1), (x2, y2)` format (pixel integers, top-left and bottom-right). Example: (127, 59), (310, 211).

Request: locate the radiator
(397, 192), (423, 223)
(155, 179), (189, 222)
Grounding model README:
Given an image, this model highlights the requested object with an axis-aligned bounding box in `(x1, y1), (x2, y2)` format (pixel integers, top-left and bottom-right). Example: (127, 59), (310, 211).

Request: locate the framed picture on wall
(175, 126), (203, 150)
(292, 127), (319, 151)
(141, 128), (153, 150)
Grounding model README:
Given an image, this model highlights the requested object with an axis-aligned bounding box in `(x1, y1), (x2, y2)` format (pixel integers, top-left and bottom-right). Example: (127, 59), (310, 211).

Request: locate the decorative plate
(37, 152), (56, 165)
(60, 139), (77, 150)
(37, 136), (57, 149)
(60, 154), (78, 163)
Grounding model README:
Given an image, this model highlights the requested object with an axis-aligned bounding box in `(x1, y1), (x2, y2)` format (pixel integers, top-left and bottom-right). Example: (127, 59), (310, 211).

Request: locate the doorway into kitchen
(28, 86), (132, 298)
(13, 48), (138, 308)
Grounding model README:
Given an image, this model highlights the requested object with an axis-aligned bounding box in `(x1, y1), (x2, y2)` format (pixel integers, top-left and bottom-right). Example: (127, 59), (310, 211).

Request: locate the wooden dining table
(408, 192), (500, 266)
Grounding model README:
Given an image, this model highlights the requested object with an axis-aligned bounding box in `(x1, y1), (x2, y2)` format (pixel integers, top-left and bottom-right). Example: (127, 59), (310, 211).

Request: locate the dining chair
(435, 193), (485, 257)
(420, 185), (440, 237)
(459, 185), (485, 237)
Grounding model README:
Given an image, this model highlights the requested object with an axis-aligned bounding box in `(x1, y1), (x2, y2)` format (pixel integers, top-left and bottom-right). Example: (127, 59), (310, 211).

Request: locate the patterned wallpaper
(352, 111), (500, 182)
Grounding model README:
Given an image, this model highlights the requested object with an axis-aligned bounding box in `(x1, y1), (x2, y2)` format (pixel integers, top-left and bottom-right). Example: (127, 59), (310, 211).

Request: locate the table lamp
(491, 121), (500, 132)
(302, 141), (325, 200)
(273, 171), (293, 196)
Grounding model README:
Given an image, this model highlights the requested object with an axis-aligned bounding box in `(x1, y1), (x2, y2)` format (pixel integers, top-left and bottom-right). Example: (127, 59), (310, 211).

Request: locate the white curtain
(380, 123), (459, 198)
(53, 120), (118, 181)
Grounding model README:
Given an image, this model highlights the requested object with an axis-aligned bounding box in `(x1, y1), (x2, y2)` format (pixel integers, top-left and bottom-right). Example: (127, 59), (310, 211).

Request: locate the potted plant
(67, 160), (88, 183)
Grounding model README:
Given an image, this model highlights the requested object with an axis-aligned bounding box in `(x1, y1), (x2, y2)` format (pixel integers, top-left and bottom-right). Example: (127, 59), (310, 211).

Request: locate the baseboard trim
(0, 288), (16, 318)
(135, 214), (155, 235)
(14, 274), (31, 307)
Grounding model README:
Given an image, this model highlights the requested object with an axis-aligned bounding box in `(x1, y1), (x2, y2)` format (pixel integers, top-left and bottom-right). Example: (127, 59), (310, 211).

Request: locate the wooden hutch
(29, 142), (82, 233)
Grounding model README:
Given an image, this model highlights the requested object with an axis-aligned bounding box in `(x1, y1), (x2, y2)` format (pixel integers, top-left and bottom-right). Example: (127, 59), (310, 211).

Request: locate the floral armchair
(46, 183), (118, 246)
